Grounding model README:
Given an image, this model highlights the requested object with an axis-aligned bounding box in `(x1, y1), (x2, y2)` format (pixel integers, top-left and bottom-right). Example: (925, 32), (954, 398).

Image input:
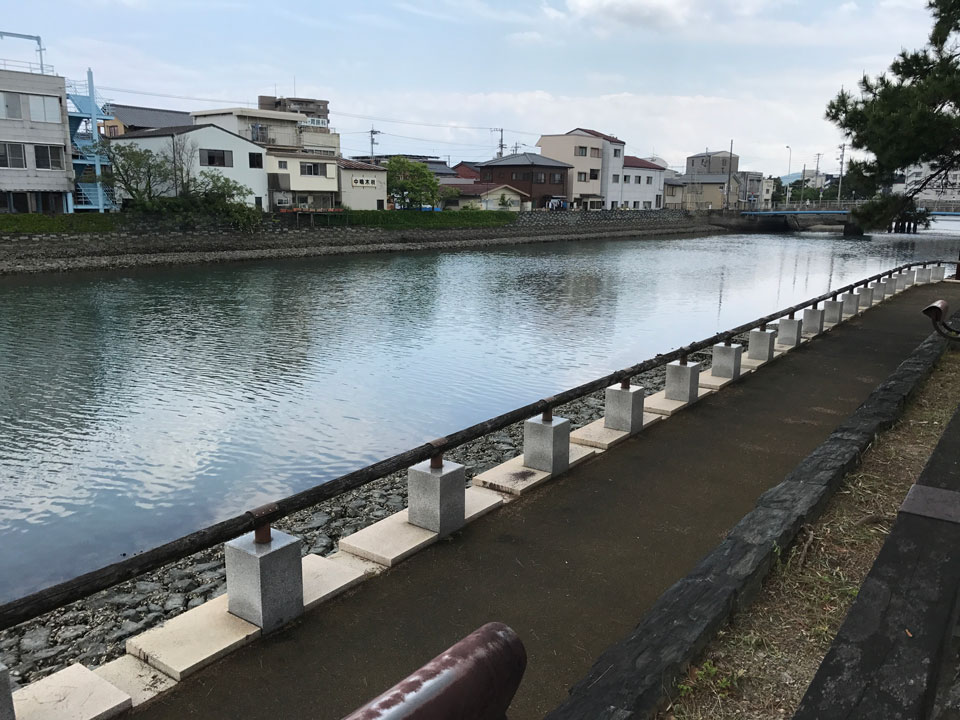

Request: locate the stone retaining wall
(544, 323), (953, 720)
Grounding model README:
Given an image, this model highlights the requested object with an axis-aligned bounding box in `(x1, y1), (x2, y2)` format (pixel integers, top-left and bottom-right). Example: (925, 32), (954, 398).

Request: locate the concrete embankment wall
(0, 209), (714, 275)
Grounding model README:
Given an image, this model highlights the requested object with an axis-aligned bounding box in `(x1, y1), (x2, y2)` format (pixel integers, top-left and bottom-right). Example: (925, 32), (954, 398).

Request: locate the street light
(785, 145), (792, 208)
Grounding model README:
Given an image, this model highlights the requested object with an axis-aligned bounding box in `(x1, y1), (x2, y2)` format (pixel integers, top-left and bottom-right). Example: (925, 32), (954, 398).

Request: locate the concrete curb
(544, 323), (953, 720)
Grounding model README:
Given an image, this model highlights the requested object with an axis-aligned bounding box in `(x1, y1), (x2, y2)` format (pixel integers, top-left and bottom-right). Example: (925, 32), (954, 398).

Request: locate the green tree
(98, 141), (172, 205)
(826, 0), (956, 228)
(385, 157), (440, 209)
(498, 192), (511, 209)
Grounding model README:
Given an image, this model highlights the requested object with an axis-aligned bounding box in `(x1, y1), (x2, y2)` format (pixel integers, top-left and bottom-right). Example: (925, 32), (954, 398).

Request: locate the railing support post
(665, 359), (702, 402)
(747, 327), (777, 362)
(0, 662), (14, 720)
(711, 342), (743, 379)
(604, 380), (645, 434)
(803, 305), (825, 336)
(408, 448), (466, 538)
(523, 404), (570, 474)
(777, 316), (804, 347)
(225, 505), (303, 634)
(841, 291), (860, 317)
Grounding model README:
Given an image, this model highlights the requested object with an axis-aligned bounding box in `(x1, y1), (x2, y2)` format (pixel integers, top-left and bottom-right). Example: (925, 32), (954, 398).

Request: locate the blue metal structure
(66, 69), (115, 212)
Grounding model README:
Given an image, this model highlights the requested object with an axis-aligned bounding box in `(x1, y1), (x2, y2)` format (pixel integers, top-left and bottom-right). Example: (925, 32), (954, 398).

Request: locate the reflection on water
(1, 227), (958, 601)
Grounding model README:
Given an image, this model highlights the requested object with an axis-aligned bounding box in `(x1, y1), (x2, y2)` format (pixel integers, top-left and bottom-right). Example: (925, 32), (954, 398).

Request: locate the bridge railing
(0, 259), (956, 632)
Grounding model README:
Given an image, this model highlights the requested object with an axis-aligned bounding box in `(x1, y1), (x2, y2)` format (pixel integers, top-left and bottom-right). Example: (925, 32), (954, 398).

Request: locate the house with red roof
(537, 128), (637, 210)
(617, 156), (666, 210)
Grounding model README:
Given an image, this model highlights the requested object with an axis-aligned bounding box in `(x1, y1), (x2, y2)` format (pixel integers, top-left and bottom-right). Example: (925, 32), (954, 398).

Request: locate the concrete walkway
(135, 283), (960, 720)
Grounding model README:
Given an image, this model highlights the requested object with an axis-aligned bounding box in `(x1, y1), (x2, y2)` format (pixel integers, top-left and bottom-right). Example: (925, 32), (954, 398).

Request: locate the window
(200, 149), (233, 167)
(612, 174), (619, 184)
(646, 176), (653, 185)
(278, 160), (288, 169)
(534, 172), (545, 184)
(550, 172), (562, 184)
(613, 148), (621, 158)
(610, 201), (617, 210)
(590, 147), (601, 158)
(249, 152), (263, 168)
(34, 145), (64, 170)
(577, 171), (587, 182)
(643, 201), (652, 209)
(623, 175), (630, 183)
(589, 168), (599, 180)
(28, 95), (60, 123)
(0, 92), (21, 119)
(512, 172), (520, 180)
(656, 194), (662, 208)
(107, 125), (118, 137)
(633, 201), (639, 209)
(575, 146), (587, 157)
(300, 162), (326, 176)
(483, 171), (492, 181)
(522, 172), (531, 181)
(0, 143), (25, 168)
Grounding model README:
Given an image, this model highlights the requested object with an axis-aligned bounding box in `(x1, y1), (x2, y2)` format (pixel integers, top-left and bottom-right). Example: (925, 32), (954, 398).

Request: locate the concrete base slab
(326, 551), (384, 577)
(464, 485), (504, 522)
(699, 374), (735, 391)
(473, 443), (597, 496)
(570, 414), (662, 450)
(93, 656), (176, 709)
(644, 387), (713, 416)
(741, 355), (769, 370)
(775, 339), (807, 353)
(302, 554), (367, 611)
(473, 455), (550, 496)
(337, 510), (437, 568)
(13, 663), (131, 720)
(126, 594), (261, 681)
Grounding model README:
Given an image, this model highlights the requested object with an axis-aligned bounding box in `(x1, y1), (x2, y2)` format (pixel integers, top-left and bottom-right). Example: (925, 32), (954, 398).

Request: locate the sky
(1, 0), (934, 176)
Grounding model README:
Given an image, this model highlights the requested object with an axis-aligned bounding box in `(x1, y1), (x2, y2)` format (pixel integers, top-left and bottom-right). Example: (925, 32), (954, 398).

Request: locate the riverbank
(0, 345), (721, 689)
(0, 223), (716, 275)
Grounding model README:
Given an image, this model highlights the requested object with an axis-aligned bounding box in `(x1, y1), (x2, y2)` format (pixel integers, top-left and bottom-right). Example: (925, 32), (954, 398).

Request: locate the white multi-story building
(0, 68), (73, 213)
(537, 129), (607, 209)
(109, 124), (268, 208)
(191, 107), (340, 157)
(615, 156), (665, 209)
(892, 163), (960, 204)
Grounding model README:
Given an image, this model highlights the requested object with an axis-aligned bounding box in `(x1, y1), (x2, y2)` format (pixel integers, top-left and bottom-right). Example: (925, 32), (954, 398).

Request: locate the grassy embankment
(658, 347), (960, 720)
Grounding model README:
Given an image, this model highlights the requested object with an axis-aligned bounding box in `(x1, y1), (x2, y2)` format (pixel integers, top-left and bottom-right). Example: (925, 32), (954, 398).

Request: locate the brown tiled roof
(624, 155), (665, 170)
(571, 128), (625, 144)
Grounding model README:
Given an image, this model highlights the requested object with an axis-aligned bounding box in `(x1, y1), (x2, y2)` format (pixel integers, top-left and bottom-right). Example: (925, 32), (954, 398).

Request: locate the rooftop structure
(103, 104), (191, 136)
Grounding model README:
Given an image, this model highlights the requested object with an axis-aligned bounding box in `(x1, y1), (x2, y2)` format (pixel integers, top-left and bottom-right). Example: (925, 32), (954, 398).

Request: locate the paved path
(135, 283), (960, 720)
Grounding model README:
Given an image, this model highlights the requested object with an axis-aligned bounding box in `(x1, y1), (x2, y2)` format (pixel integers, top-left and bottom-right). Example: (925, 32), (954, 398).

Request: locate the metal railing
(0, 57), (54, 75)
(0, 259), (953, 631)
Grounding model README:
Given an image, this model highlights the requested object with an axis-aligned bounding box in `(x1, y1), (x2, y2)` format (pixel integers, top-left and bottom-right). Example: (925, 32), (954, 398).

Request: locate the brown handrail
(0, 260), (948, 631)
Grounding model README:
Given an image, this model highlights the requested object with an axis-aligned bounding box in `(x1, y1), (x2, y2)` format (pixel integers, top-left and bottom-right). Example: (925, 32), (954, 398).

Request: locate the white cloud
(508, 30), (547, 43)
(566, 0), (696, 28)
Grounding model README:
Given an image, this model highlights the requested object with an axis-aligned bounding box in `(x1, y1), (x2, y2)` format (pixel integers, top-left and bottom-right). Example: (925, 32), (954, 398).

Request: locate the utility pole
(837, 143), (846, 207)
(800, 163), (807, 205)
(511, 142), (521, 154)
(814, 152), (823, 207)
(785, 145), (792, 208)
(493, 128), (505, 158)
(725, 139), (734, 210)
(369, 126), (381, 165)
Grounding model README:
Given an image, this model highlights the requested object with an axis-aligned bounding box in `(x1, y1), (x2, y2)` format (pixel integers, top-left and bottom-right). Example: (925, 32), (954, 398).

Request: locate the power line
(96, 85), (541, 136)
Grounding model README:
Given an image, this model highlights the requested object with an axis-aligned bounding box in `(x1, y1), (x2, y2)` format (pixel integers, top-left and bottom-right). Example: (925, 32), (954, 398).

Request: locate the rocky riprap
(0, 347), (721, 688)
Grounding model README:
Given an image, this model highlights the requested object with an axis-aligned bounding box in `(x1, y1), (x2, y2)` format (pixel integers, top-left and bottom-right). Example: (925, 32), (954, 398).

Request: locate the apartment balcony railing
(0, 57), (54, 75)
(74, 182), (116, 209)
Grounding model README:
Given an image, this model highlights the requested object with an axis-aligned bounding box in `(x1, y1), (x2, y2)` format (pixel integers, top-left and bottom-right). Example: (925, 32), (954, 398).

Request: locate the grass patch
(659, 347), (960, 720)
(0, 213), (119, 234)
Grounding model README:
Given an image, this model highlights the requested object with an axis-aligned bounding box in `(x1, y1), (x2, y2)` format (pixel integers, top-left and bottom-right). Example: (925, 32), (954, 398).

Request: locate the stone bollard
(803, 307), (825, 336)
(878, 277), (893, 298)
(855, 286), (874, 308)
(896, 273), (908, 292)
(711, 343), (743, 379)
(916, 267), (932, 284)
(841, 292), (860, 317)
(932, 265), (946, 282)
(869, 281), (884, 302)
(747, 328), (777, 362)
(604, 382), (645, 434)
(0, 662), (13, 720)
(225, 525), (304, 634)
(523, 412), (570, 474)
(664, 360), (702, 402)
(777, 317), (803, 347)
(824, 299), (844, 325)
(408, 456), (466, 538)
(904, 269), (917, 287)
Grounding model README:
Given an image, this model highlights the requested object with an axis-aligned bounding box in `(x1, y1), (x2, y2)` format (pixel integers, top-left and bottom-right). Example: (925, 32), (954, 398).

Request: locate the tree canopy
(827, 0), (960, 228)
(384, 156), (440, 209)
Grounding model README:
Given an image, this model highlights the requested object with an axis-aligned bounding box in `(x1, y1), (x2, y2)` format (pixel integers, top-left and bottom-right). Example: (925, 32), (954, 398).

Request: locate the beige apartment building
(536, 133), (604, 209)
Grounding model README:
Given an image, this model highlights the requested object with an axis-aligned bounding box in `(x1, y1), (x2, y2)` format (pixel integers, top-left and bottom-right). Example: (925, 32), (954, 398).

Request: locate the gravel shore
(0, 341), (737, 687)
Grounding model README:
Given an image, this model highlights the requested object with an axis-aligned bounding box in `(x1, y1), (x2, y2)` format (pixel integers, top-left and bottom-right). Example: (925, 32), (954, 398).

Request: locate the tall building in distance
(258, 95), (330, 133)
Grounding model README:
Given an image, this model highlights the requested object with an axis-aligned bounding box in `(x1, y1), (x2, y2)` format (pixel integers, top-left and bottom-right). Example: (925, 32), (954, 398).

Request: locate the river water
(2, 226), (959, 602)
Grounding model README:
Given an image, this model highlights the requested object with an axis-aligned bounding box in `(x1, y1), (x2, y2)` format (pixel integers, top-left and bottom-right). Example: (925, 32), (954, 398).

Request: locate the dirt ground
(657, 346), (960, 720)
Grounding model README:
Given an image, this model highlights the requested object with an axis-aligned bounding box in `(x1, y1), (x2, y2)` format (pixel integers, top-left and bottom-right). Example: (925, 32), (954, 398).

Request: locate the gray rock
(31, 645), (67, 663)
(56, 625), (89, 644)
(163, 594), (185, 612)
(105, 620), (145, 643)
(19, 628), (50, 653)
(170, 578), (198, 593)
(135, 581), (163, 594)
(311, 535), (334, 554)
(300, 511), (332, 530)
(186, 597), (205, 610)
